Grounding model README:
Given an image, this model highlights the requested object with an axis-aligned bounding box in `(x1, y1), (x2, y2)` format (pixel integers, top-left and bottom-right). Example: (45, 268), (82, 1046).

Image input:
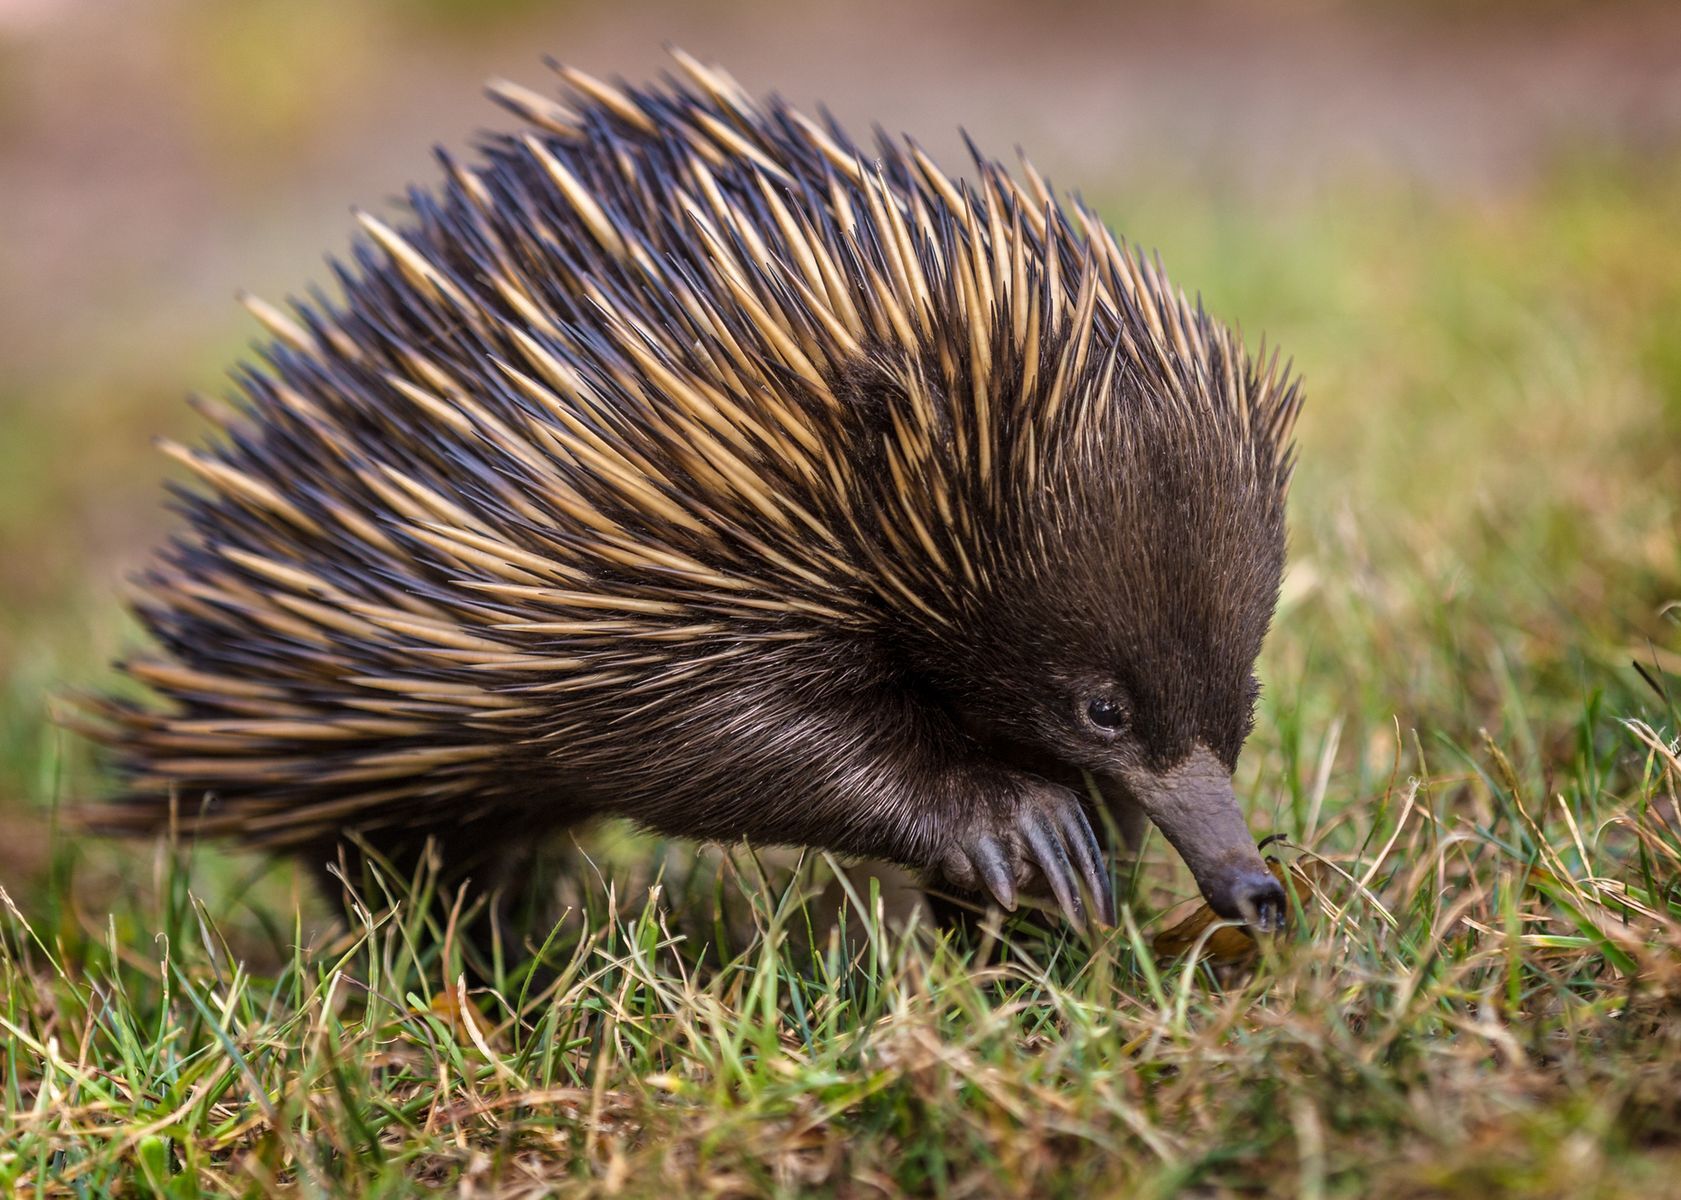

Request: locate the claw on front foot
(969, 834), (1017, 912)
(945, 782), (1115, 932)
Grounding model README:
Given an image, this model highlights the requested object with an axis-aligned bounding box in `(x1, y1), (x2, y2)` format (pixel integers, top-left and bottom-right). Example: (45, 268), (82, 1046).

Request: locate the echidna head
(923, 387), (1292, 927)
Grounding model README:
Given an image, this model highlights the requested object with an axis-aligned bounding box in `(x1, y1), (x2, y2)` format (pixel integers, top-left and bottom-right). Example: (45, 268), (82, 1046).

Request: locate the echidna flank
(79, 51), (1302, 935)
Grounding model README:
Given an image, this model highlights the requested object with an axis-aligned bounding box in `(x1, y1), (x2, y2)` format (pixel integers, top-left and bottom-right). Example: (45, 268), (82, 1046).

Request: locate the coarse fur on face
(925, 389), (1288, 778)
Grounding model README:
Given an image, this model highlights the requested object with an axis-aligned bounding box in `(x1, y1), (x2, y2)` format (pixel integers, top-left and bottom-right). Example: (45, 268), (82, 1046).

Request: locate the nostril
(1241, 874), (1287, 933)
(1214, 870), (1288, 932)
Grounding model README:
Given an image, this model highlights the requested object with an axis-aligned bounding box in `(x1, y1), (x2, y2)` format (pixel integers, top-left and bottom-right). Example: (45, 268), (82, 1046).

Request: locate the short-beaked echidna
(77, 52), (1302, 934)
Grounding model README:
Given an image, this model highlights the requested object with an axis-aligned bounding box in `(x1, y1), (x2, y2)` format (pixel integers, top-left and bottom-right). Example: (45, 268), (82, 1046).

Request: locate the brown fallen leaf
(1151, 857), (1317, 963)
(423, 983), (488, 1048)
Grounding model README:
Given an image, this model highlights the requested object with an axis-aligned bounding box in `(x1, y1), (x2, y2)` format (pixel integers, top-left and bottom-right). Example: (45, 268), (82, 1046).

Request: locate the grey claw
(1023, 811), (1085, 933)
(971, 834), (1017, 912)
(1055, 801), (1114, 927)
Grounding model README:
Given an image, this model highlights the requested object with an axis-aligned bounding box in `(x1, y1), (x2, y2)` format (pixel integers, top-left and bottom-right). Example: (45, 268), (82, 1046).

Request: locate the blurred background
(2, 0), (1680, 905)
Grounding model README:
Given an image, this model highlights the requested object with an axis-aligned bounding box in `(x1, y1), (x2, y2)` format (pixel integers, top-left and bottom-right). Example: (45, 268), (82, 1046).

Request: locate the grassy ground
(4, 153), (1681, 1196)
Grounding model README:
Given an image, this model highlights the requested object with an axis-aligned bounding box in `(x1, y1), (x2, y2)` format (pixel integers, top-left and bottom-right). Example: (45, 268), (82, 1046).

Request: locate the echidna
(76, 51), (1302, 936)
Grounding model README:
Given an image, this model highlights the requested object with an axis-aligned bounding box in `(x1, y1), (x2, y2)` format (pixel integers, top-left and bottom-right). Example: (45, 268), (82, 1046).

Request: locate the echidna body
(81, 53), (1301, 931)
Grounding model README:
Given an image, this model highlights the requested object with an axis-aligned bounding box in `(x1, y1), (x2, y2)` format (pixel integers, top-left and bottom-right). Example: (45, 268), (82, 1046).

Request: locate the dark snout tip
(1212, 869), (1287, 934)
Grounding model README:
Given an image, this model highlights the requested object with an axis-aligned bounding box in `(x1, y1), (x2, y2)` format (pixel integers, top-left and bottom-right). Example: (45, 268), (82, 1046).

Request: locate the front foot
(941, 780), (1115, 932)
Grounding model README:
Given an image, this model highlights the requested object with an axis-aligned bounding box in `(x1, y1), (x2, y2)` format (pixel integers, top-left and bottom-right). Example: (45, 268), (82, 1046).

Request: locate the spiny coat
(78, 51), (1302, 932)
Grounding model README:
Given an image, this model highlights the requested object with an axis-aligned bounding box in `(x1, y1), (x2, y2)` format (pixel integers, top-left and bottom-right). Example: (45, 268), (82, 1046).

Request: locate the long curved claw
(942, 782), (1115, 932)
(1055, 800), (1114, 927)
(971, 834), (1017, 912)
(1022, 810), (1086, 934)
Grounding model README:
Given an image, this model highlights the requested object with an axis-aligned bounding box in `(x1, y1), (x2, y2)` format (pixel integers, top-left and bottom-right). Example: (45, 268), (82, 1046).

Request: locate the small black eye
(1086, 696), (1126, 730)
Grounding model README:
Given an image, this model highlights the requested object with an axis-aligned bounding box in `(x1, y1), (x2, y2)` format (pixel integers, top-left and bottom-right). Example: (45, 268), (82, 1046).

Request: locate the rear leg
(296, 817), (552, 979)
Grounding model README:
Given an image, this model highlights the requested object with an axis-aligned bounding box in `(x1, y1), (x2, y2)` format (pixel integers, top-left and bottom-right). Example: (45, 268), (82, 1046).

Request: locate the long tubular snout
(1113, 746), (1284, 931)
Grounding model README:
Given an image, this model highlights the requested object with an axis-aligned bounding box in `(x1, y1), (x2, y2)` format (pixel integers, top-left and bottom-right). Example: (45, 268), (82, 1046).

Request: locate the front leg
(936, 772), (1114, 931)
(591, 643), (1115, 930)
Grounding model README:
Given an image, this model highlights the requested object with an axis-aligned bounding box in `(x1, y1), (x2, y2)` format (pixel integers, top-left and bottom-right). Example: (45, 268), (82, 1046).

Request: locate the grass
(3, 156), (1681, 1196)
